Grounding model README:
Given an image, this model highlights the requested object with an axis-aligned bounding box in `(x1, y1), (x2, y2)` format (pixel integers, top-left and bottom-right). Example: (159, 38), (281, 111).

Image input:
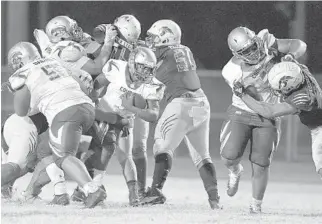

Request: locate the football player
(7, 42), (106, 208)
(141, 20), (221, 210)
(221, 26), (307, 213)
(233, 61), (322, 179)
(91, 46), (165, 206)
(92, 15), (150, 197)
(1, 113), (48, 199)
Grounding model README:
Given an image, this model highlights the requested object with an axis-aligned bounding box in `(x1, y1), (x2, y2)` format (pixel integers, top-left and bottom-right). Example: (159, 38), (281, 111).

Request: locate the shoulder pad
(102, 59), (125, 81)
(54, 41), (86, 62)
(287, 91), (313, 111)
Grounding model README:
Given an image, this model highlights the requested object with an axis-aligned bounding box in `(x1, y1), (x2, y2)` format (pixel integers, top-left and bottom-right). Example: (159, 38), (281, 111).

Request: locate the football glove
(232, 81), (246, 98)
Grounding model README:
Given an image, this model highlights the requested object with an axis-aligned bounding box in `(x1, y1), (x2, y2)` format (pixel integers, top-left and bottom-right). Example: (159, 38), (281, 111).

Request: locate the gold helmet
(128, 46), (157, 83)
(227, 27), (265, 64)
(46, 15), (83, 43)
(114, 14), (141, 44)
(8, 42), (41, 72)
(145, 19), (181, 48)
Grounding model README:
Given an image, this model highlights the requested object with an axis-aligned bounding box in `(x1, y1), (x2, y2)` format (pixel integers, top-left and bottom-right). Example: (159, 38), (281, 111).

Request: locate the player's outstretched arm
(276, 38), (307, 59)
(13, 85), (31, 116)
(241, 94), (298, 119)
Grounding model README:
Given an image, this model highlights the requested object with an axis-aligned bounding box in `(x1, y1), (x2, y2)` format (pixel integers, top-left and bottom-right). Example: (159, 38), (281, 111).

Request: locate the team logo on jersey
(10, 52), (23, 69)
(159, 27), (174, 36)
(279, 76), (294, 89)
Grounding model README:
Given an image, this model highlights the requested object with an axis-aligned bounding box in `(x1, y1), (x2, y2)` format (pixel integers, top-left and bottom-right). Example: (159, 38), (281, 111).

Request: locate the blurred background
(1, 1), (322, 163)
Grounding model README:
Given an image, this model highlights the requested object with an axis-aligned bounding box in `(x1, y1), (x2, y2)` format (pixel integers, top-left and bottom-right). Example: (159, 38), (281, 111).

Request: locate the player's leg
(310, 126), (322, 179)
(50, 104), (106, 208)
(249, 125), (279, 213)
(117, 127), (140, 206)
(132, 117), (149, 196)
(142, 101), (189, 205)
(2, 116), (38, 187)
(220, 115), (252, 197)
(183, 100), (221, 209)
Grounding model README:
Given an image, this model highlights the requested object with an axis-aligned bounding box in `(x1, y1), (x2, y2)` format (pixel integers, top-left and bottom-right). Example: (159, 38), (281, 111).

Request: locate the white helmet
(113, 15), (141, 44)
(146, 19), (181, 47)
(46, 16), (83, 43)
(8, 42), (41, 72)
(268, 61), (304, 95)
(128, 46), (157, 83)
(227, 27), (265, 65)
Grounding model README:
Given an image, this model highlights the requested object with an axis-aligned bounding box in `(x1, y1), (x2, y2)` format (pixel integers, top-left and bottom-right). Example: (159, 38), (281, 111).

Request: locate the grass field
(2, 157), (322, 224)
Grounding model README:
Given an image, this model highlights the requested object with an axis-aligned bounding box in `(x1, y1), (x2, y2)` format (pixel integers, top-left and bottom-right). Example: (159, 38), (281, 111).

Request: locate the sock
(93, 169), (106, 186)
(1, 163), (21, 186)
(46, 163), (67, 195)
(228, 163), (241, 174)
(83, 181), (99, 196)
(199, 162), (219, 201)
(151, 153), (172, 190)
(251, 197), (262, 206)
(133, 154), (147, 192)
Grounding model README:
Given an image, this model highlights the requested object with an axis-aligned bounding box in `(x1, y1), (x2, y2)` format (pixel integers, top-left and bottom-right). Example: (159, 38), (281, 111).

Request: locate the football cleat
(71, 186), (86, 202)
(140, 187), (166, 205)
(227, 164), (244, 197)
(49, 193), (70, 206)
(1, 184), (13, 199)
(128, 182), (140, 207)
(19, 191), (42, 203)
(250, 203), (262, 214)
(208, 198), (223, 210)
(84, 187), (107, 208)
(138, 188), (147, 200)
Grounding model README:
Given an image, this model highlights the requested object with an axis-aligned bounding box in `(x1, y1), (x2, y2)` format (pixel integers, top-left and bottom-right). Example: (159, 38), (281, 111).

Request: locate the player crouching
(91, 46), (165, 206)
(7, 42), (106, 208)
(234, 60), (322, 179)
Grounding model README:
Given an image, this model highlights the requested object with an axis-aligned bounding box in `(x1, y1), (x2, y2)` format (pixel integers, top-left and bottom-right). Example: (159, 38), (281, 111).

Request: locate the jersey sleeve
(145, 79), (165, 101)
(101, 59), (121, 83)
(222, 58), (242, 88)
(8, 69), (29, 91)
(81, 32), (102, 55)
(285, 91), (313, 111)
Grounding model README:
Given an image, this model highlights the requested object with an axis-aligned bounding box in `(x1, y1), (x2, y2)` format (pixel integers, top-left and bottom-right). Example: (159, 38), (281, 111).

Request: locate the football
(132, 93), (148, 109)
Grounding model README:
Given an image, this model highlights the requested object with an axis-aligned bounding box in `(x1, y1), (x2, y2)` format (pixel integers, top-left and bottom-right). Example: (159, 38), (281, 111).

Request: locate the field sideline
(2, 157), (322, 224)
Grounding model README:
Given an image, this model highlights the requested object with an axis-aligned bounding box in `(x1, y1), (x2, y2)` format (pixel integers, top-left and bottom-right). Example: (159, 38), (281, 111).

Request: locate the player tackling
(221, 26), (307, 213)
(141, 19), (221, 209)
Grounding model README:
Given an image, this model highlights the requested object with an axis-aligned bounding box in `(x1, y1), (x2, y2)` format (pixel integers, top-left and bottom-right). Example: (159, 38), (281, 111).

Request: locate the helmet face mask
(128, 47), (157, 84)
(228, 27), (265, 64)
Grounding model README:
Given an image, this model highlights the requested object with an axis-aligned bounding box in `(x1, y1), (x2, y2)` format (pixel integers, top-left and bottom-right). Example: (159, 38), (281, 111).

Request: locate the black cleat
(140, 187), (166, 205)
(49, 193), (70, 206)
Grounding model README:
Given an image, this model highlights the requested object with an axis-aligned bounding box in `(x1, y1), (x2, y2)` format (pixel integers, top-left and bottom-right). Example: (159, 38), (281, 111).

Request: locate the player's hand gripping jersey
(154, 44), (204, 102)
(222, 29), (282, 113)
(8, 57), (93, 125)
(98, 59), (164, 118)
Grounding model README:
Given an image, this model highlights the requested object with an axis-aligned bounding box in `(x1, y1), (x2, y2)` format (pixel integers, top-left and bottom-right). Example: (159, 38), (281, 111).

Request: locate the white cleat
(227, 164), (244, 197)
(250, 203), (262, 214)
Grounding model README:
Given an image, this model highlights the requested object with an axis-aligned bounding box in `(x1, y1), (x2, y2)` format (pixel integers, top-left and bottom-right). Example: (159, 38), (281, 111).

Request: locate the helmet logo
(159, 27), (173, 36)
(279, 76), (293, 89)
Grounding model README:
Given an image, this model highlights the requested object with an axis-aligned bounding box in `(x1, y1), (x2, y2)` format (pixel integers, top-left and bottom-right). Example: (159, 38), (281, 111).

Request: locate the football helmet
(8, 42), (41, 72)
(46, 16), (83, 43)
(268, 61), (304, 95)
(128, 47), (157, 83)
(228, 27), (265, 64)
(113, 14), (141, 44)
(145, 19), (181, 48)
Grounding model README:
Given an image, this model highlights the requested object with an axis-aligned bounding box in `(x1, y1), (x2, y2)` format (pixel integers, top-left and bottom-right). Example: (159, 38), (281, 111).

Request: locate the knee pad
(132, 145), (147, 159)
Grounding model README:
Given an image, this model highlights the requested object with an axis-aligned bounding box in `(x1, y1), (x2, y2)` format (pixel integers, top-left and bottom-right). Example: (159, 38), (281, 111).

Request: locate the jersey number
(174, 48), (196, 72)
(41, 65), (63, 81)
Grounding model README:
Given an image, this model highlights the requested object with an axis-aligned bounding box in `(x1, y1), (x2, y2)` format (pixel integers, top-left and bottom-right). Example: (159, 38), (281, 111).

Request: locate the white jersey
(34, 29), (94, 94)
(9, 58), (93, 125)
(222, 29), (280, 113)
(98, 59), (165, 118)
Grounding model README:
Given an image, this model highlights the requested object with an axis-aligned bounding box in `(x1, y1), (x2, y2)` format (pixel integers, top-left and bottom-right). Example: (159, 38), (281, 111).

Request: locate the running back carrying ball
(132, 93), (147, 109)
